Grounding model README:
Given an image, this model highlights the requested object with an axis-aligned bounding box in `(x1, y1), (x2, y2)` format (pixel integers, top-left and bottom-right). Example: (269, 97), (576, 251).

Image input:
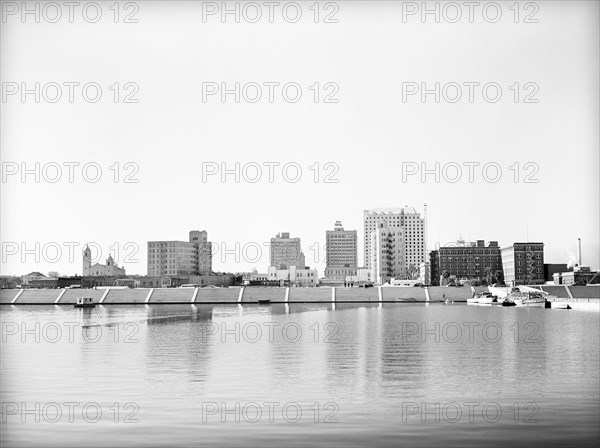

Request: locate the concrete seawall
(1, 285), (598, 305)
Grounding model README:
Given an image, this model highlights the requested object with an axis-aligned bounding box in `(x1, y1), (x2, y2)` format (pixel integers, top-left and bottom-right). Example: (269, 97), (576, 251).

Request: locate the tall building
(325, 221), (357, 281)
(369, 222), (406, 284)
(147, 230), (212, 277)
(364, 206), (425, 278)
(269, 232), (305, 269)
(83, 245), (126, 277)
(501, 242), (544, 285)
(438, 239), (503, 281)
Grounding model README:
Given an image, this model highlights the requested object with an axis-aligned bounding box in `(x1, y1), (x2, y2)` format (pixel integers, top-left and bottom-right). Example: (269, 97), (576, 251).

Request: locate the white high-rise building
(364, 206), (426, 279)
(370, 222), (405, 284)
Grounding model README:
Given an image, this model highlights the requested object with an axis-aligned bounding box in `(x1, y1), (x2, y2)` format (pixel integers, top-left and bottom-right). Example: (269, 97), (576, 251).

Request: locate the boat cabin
(75, 297), (95, 307)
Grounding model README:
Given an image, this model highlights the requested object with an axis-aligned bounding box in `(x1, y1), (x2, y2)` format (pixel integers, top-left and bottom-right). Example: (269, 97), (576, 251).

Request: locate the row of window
(441, 249), (499, 255)
(515, 253), (542, 259)
(442, 257), (500, 262)
(517, 260), (542, 266)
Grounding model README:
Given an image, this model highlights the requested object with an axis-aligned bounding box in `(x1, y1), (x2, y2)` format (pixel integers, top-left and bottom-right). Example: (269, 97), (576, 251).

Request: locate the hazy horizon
(1, 1), (599, 277)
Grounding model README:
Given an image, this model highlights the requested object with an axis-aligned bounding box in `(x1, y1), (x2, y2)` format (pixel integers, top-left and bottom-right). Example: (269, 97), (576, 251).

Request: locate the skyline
(0, 202), (596, 277)
(1, 3), (599, 447)
(2, 1), (599, 276)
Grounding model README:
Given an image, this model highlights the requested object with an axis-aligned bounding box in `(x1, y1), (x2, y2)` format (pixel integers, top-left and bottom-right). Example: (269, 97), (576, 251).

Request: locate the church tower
(106, 254), (114, 276)
(83, 245), (92, 276)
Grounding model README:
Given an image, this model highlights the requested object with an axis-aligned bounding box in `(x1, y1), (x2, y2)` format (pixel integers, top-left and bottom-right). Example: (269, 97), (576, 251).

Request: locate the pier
(1, 286), (598, 310)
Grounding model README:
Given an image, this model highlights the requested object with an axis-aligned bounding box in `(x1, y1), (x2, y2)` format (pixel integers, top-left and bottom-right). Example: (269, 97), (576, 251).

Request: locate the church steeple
(83, 245), (92, 276)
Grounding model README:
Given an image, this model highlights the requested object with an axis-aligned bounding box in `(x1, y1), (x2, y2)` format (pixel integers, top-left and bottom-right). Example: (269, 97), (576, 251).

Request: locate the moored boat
(514, 297), (546, 307)
(488, 285), (559, 308)
(549, 302), (571, 309)
(511, 289), (548, 307)
(468, 292), (496, 305)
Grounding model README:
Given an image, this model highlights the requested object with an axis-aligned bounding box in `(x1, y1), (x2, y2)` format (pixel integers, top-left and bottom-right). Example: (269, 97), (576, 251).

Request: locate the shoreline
(1, 286), (598, 309)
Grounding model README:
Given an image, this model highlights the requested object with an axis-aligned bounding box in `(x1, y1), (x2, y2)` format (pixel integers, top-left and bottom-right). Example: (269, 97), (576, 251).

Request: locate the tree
(47, 271), (60, 278)
(440, 270), (450, 286)
(484, 266), (493, 285)
(470, 278), (483, 287)
(494, 270), (505, 285)
(408, 263), (419, 280)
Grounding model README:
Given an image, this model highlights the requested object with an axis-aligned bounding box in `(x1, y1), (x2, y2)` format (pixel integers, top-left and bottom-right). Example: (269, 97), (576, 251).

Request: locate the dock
(1, 286), (598, 310)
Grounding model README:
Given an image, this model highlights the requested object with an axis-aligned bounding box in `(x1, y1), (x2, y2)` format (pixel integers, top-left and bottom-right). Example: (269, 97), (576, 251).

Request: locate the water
(1, 303), (598, 447)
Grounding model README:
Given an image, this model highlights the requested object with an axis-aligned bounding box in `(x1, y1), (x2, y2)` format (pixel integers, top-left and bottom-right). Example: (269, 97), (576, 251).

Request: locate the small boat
(496, 287), (553, 308)
(395, 298), (416, 302)
(514, 297), (546, 307)
(74, 297), (95, 308)
(501, 300), (516, 307)
(468, 292), (495, 305)
(511, 289), (547, 307)
(550, 302), (571, 309)
(258, 299), (271, 305)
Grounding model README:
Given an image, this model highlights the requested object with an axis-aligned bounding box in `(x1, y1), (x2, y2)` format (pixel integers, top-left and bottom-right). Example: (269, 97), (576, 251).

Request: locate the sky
(1, 0), (599, 277)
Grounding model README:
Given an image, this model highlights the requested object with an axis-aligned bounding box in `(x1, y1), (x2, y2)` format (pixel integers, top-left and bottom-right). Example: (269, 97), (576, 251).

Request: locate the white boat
(510, 287), (548, 307)
(489, 285), (555, 308)
(514, 297), (546, 307)
(549, 302), (571, 309)
(467, 292), (496, 305)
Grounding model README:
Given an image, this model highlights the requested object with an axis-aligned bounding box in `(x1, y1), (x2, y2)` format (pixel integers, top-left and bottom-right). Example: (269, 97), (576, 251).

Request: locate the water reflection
(0, 304), (598, 448)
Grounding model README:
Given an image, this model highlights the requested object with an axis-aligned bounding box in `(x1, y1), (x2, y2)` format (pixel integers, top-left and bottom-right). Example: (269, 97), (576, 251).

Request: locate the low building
(343, 268), (372, 286)
(137, 276), (172, 288)
(389, 278), (421, 286)
(116, 278), (141, 288)
(189, 274), (236, 287)
(554, 266), (599, 286)
(57, 276), (83, 288)
(501, 242), (545, 285)
(29, 278), (58, 289)
(242, 270), (276, 286)
(21, 272), (47, 286)
(268, 265), (319, 287)
(81, 276), (121, 288)
(544, 263), (568, 282)
(0, 276), (21, 289)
